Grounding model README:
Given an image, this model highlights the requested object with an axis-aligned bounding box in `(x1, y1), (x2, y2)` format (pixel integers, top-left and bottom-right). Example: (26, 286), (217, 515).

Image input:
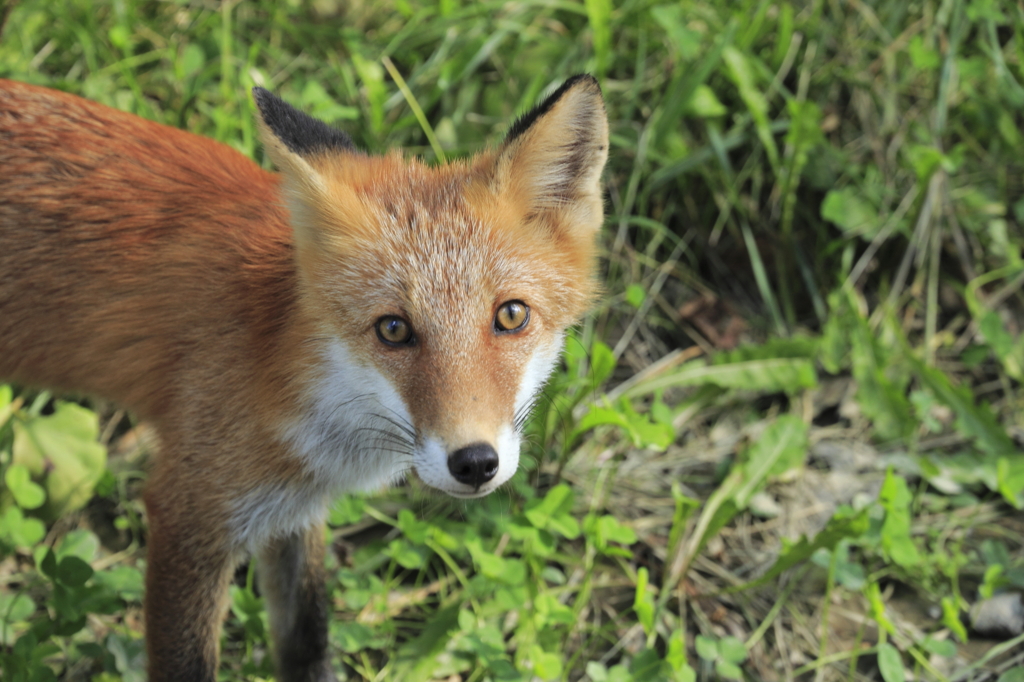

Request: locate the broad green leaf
(39, 548), (58, 579)
(56, 556), (94, 587)
(821, 187), (881, 238)
(575, 403), (673, 450)
(832, 543), (868, 590)
(533, 592), (573, 626)
(666, 630), (689, 671)
(628, 410), (676, 450)
(586, 662), (609, 682)
(386, 538), (427, 570)
(331, 621), (377, 654)
(523, 485), (579, 538)
(997, 457), (1024, 509)
(590, 340), (617, 387)
(107, 25), (130, 50)
(979, 565), (1004, 600)
(179, 43), (205, 78)
(716, 660), (744, 680)
(465, 537), (526, 585)
(695, 635), (718, 660)
(718, 636), (747, 664)
(734, 415), (808, 507)
(328, 495), (366, 526)
(819, 303), (852, 374)
(921, 636), (957, 658)
(5, 463), (45, 510)
(905, 145), (947, 183)
(0, 591), (35, 623)
(105, 632), (146, 680)
(479, 553), (526, 585)
(879, 470), (921, 568)
(907, 36), (940, 70)
(630, 649), (668, 679)
(396, 509), (431, 544)
(876, 643), (905, 682)
(485, 659), (525, 681)
(686, 84), (727, 117)
(94, 565), (144, 601)
(585, 514), (637, 553)
(12, 402), (107, 518)
(229, 584), (263, 621)
(546, 510), (581, 540)
(626, 284), (646, 309)
(963, 0), (1005, 22)
(573, 405), (626, 432)
(57, 529), (100, 563)
(0, 591), (36, 646)
(997, 667), (1024, 682)
(530, 644), (563, 680)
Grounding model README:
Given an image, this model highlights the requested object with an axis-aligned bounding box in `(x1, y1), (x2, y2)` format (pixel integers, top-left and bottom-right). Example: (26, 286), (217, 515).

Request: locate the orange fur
(0, 76), (607, 681)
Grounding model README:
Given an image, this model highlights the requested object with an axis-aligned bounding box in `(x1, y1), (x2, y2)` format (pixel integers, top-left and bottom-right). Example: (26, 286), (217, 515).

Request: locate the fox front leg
(143, 495), (237, 682)
(258, 524), (337, 682)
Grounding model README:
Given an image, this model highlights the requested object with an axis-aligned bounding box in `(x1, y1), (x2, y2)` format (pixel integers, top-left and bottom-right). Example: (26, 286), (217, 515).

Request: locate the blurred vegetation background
(1, 0), (1023, 680)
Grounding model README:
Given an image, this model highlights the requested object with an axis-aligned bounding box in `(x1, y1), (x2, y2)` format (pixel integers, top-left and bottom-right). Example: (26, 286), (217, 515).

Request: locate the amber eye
(375, 316), (414, 346)
(495, 300), (529, 333)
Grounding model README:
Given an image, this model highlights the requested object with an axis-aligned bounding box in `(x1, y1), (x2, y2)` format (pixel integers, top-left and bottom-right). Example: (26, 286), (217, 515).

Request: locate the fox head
(254, 76), (607, 498)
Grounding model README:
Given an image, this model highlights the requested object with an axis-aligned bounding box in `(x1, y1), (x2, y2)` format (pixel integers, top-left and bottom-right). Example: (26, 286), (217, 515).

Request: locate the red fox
(0, 75), (608, 680)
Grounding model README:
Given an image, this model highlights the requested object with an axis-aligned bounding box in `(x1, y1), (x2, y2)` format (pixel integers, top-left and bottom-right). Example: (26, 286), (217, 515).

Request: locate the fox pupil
(376, 316), (412, 345)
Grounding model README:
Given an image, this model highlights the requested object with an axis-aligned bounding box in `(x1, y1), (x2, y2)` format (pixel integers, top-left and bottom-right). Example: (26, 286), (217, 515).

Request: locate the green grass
(2, 1), (1024, 680)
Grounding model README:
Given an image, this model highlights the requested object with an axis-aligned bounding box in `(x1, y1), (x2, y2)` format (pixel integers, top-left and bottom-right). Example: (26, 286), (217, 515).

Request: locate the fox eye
(376, 316), (414, 346)
(495, 300), (529, 333)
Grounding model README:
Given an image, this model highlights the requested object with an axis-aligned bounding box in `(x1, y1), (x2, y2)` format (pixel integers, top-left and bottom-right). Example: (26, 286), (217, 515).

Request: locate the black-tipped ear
(503, 74), (602, 145)
(490, 75), (607, 228)
(252, 87), (355, 158)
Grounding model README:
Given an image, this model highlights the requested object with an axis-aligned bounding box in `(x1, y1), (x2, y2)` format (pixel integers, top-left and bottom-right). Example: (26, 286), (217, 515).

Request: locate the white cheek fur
(514, 334), (564, 417)
(231, 339), (413, 550)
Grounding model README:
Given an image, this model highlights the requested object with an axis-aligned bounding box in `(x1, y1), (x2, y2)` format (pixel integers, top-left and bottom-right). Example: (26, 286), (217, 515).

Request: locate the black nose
(447, 443), (499, 489)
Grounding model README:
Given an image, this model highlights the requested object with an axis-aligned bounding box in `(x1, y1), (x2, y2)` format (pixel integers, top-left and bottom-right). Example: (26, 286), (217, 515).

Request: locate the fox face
(254, 76), (607, 502)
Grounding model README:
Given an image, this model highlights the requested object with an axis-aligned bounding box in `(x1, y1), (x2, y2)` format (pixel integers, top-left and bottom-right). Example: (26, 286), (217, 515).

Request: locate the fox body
(0, 76), (607, 680)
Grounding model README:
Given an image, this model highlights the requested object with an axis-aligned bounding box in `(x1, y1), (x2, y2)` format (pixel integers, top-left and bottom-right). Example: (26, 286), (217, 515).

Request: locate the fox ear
(252, 88), (364, 246)
(491, 75), (608, 233)
(253, 87), (355, 164)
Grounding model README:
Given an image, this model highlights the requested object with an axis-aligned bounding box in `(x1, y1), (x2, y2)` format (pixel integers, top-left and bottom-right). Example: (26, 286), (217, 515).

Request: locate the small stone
(748, 491), (781, 519)
(969, 593), (1024, 638)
